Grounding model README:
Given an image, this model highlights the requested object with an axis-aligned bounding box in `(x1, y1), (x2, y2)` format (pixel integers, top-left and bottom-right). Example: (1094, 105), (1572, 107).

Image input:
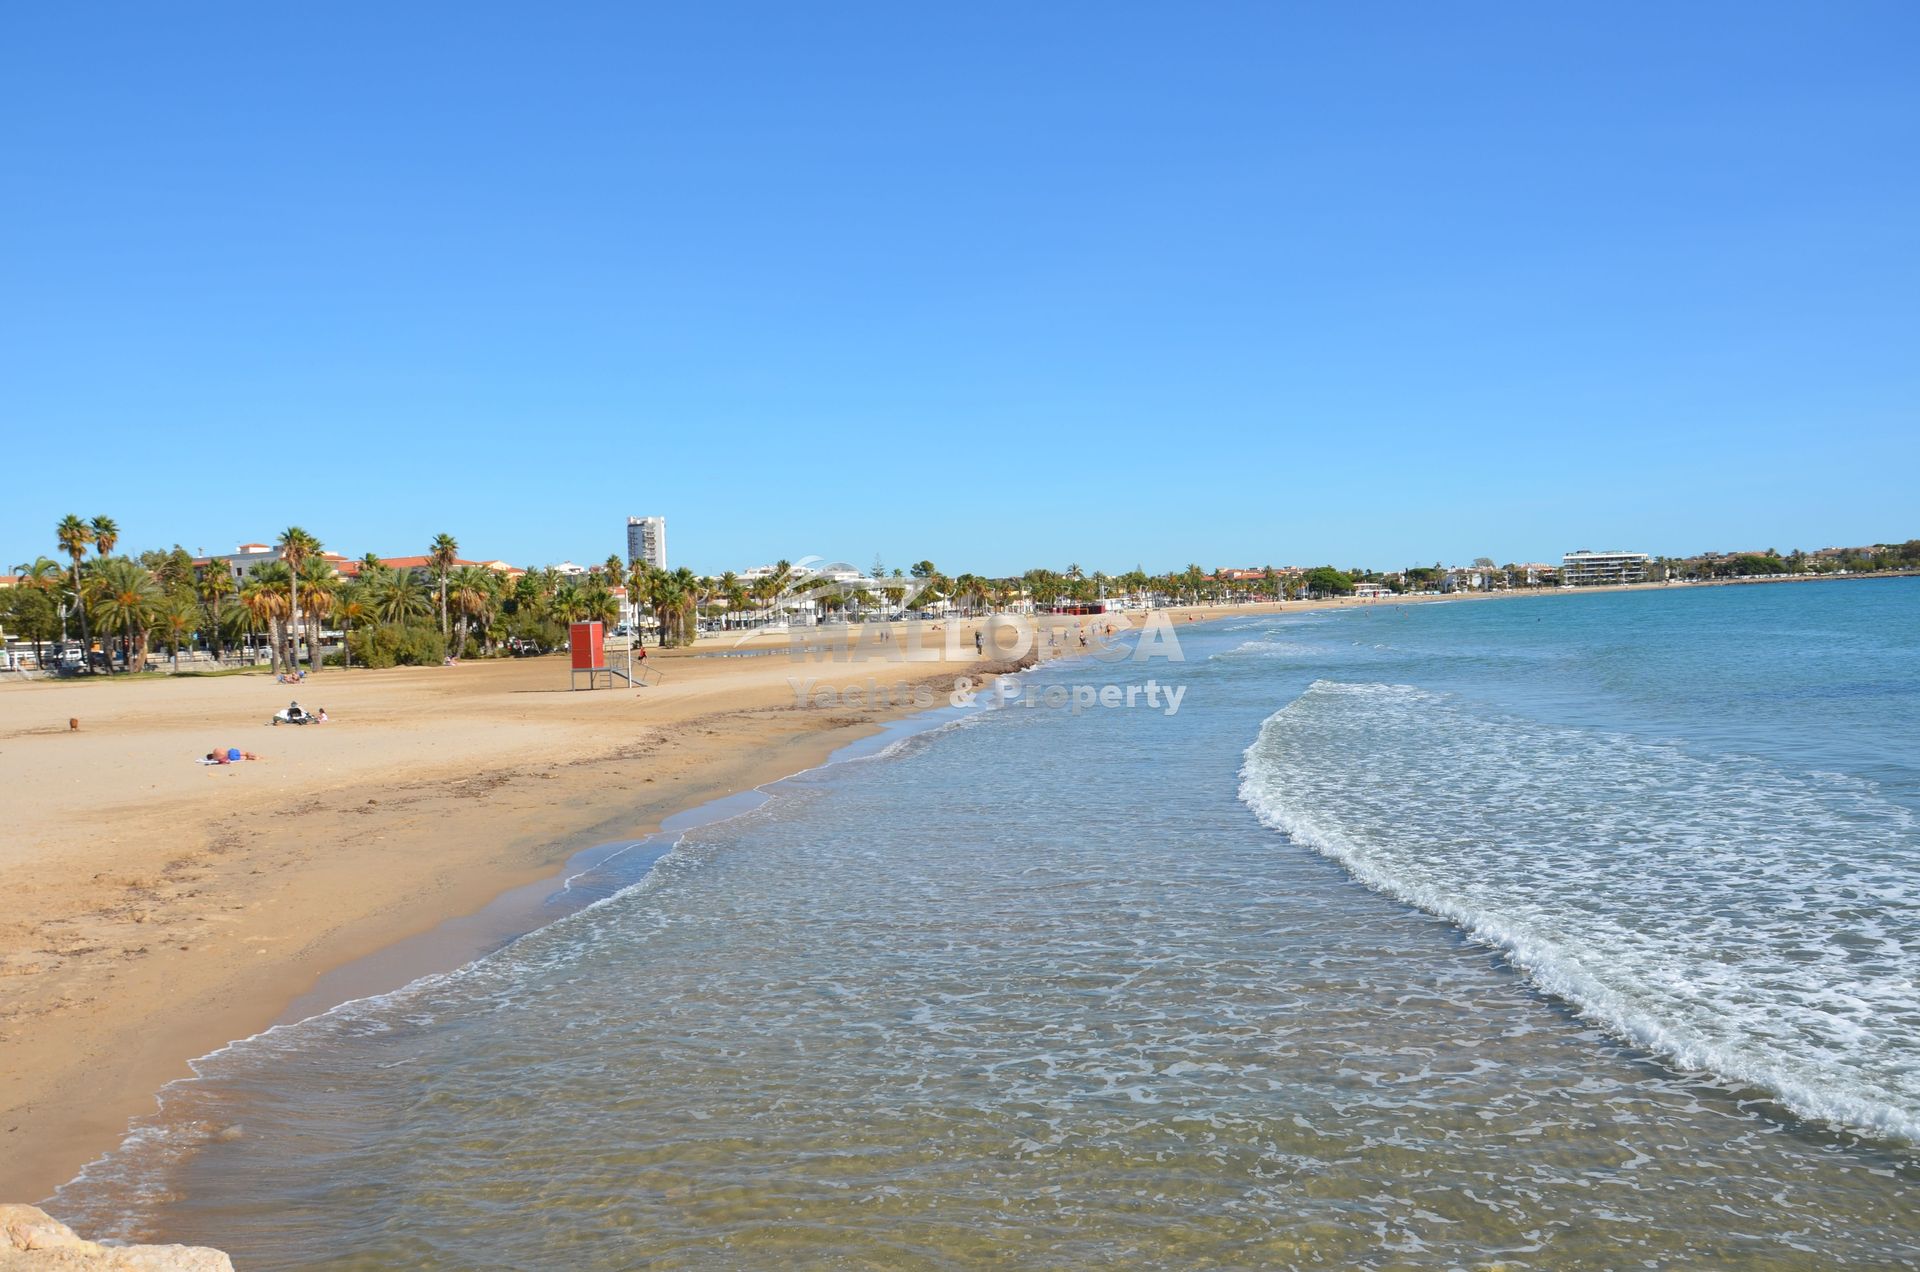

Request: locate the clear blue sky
(3, 3), (1915, 576)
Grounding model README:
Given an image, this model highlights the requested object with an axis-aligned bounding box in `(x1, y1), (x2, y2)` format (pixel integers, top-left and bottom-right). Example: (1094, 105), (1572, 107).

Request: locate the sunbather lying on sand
(201, 748), (262, 764)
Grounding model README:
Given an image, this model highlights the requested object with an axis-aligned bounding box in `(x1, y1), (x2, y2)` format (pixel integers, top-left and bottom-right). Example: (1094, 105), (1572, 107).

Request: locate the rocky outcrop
(0, 1206), (232, 1271)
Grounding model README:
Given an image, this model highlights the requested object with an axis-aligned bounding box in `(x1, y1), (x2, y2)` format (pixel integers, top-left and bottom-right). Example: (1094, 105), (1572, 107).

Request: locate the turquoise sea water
(58, 580), (1920, 1267)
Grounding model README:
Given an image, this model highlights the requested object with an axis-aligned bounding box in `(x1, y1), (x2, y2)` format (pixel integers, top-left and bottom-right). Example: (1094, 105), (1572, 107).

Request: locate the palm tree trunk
(71, 562), (92, 671)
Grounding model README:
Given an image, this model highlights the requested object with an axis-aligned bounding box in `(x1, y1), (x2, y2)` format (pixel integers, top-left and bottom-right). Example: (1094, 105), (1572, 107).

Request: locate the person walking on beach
(974, 631), (983, 656)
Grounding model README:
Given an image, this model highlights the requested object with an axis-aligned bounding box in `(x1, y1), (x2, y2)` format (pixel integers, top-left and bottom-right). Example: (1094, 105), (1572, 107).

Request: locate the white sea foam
(1211, 638), (1328, 662)
(1238, 680), (1920, 1143)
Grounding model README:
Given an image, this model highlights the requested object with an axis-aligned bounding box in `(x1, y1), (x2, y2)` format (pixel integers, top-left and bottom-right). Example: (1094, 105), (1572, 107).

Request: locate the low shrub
(347, 622), (447, 669)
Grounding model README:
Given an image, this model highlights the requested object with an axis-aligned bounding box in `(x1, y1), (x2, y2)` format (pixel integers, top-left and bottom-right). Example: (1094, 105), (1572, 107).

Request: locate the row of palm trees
(8, 519), (743, 674)
(10, 515), (1343, 677)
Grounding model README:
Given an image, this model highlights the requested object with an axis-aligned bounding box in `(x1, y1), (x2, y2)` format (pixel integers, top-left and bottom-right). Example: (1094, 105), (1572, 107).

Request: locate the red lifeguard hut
(569, 621), (657, 690)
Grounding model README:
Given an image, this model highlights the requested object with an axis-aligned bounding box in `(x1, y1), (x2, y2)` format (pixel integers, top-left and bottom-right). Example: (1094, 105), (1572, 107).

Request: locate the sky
(3, 3), (1915, 577)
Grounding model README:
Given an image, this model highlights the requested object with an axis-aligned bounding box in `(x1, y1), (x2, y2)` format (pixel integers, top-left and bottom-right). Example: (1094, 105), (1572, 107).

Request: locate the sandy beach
(4, 603), (1322, 1202)
(0, 582), (1759, 1204)
(0, 623), (1014, 1202)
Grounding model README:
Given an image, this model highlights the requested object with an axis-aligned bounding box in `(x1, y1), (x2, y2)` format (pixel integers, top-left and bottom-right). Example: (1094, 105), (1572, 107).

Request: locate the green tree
(334, 581), (374, 669)
(242, 563), (293, 671)
(1302, 566), (1354, 597)
(429, 533), (460, 638)
(277, 526), (322, 673)
(449, 565), (498, 656)
(1, 580), (60, 669)
(152, 592), (200, 670)
(55, 514), (95, 665)
(90, 515), (119, 560)
(196, 564), (237, 660)
(367, 565), (430, 625)
(86, 558), (163, 672)
(296, 556), (338, 669)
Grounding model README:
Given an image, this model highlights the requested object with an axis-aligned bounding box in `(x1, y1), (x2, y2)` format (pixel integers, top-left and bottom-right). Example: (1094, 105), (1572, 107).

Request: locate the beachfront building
(626, 516), (667, 570)
(1520, 562), (1559, 586)
(1353, 581), (1392, 599)
(1442, 566), (1493, 592)
(734, 559), (910, 624)
(1561, 550), (1651, 586)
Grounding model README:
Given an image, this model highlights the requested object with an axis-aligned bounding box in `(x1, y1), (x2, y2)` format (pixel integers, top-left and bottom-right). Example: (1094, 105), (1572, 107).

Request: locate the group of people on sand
(199, 698), (333, 765)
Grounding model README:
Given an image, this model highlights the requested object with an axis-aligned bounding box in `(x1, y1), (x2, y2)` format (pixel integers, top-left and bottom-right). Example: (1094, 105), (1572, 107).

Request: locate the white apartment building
(1561, 550), (1650, 586)
(626, 516), (667, 569)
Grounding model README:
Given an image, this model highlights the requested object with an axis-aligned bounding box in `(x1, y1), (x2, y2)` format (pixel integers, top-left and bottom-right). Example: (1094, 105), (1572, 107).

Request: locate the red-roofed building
(191, 543), (525, 588)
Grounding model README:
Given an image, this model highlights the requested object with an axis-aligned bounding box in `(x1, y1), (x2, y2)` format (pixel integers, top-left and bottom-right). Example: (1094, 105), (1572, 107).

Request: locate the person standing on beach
(974, 631), (983, 656)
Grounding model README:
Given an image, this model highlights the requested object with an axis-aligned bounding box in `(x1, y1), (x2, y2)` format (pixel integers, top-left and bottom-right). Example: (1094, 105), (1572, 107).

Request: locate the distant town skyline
(7, 517), (1912, 589)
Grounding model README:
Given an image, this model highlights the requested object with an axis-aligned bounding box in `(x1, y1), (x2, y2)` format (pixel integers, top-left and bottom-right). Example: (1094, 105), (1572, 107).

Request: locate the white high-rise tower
(626, 516), (667, 569)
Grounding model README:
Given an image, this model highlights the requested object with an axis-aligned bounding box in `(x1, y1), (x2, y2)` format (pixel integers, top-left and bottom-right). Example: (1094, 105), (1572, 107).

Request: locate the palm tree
(242, 563), (293, 672)
(552, 580), (586, 624)
(276, 527), (321, 672)
(86, 558), (163, 673)
(153, 593), (199, 670)
(669, 567), (699, 644)
(55, 514), (95, 665)
(429, 533), (459, 638)
(296, 558), (338, 669)
(195, 564), (237, 661)
(334, 581), (374, 669)
(448, 565), (495, 656)
(367, 565), (430, 625)
(13, 556), (63, 592)
(648, 574), (684, 645)
(626, 561), (655, 643)
(10, 556), (64, 668)
(90, 516), (119, 560)
(580, 575), (619, 631)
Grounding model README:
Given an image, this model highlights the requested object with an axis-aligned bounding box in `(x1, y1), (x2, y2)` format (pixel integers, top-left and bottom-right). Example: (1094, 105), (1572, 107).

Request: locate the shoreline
(3, 575), (1897, 1206)
(269, 704), (963, 1032)
(1, 636), (1015, 1204)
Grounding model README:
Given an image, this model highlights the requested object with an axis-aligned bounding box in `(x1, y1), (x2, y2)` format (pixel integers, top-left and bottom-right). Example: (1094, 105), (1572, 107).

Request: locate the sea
(55, 579), (1920, 1268)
